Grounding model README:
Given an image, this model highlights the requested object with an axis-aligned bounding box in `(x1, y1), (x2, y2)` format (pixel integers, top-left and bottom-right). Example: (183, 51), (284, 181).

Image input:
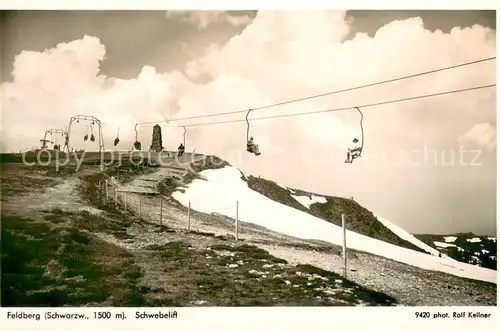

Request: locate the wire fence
(100, 178), (239, 238)
(99, 178), (350, 277)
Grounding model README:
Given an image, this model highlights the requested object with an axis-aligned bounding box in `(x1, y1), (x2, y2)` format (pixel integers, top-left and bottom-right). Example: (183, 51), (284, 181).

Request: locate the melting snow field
(171, 166), (497, 284)
(434, 241), (457, 248)
(444, 236), (458, 243)
(373, 215), (450, 259)
(291, 194), (327, 209)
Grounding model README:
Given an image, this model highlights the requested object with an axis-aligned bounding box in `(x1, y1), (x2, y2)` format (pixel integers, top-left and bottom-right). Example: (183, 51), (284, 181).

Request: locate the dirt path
(2, 166), (102, 218)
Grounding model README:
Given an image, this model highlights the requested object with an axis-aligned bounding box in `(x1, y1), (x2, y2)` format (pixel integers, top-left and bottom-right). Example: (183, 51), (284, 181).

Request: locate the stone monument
(150, 124), (164, 152)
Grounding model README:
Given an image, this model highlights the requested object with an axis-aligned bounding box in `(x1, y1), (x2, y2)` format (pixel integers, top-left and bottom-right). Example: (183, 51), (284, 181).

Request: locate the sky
(0, 10), (497, 235)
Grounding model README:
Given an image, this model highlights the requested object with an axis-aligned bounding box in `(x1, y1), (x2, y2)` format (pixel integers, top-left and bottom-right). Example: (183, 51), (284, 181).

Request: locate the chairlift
(114, 126), (120, 146)
(245, 109), (261, 156)
(90, 124), (95, 142)
(177, 126), (187, 157)
(345, 107), (365, 164)
(133, 124), (141, 150)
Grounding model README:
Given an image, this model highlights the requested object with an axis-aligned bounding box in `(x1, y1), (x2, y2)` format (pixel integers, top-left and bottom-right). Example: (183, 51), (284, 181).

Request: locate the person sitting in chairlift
(345, 138), (362, 163)
(246, 137), (261, 156)
(178, 143), (185, 157)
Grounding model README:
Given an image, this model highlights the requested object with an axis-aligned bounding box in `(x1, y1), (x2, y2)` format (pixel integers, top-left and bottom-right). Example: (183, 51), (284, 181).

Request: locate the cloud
(457, 122), (496, 151)
(1, 11), (496, 234)
(165, 10), (253, 29)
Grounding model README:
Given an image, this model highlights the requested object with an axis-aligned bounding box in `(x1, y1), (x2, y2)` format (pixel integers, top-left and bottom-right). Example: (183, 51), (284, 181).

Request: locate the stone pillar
(150, 124), (164, 152)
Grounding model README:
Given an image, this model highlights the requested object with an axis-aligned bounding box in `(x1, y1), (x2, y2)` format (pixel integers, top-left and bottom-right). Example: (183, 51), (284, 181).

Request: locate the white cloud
(165, 10), (252, 29)
(1, 11), (496, 233)
(457, 122), (496, 151)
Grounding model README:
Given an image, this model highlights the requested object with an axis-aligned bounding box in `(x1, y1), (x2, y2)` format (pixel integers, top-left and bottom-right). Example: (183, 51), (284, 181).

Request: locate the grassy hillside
(415, 233), (497, 270)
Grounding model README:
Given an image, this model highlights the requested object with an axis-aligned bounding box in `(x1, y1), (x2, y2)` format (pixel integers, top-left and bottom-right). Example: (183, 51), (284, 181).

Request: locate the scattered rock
(228, 264), (239, 269)
(215, 250), (236, 257)
(284, 280), (292, 285)
(193, 300), (208, 305)
(308, 274), (329, 282)
(324, 288), (342, 296)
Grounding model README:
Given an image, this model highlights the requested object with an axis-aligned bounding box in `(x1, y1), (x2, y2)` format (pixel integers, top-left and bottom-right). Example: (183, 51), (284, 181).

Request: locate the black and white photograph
(0, 6), (497, 316)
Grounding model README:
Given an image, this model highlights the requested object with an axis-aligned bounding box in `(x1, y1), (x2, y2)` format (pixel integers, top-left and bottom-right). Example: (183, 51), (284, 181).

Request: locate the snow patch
(291, 194), (327, 209)
(467, 237), (482, 243)
(375, 216), (447, 258)
(275, 182), (288, 190)
(487, 237), (496, 242)
(171, 166), (496, 284)
(481, 249), (489, 254)
(433, 241), (456, 248)
(443, 236), (457, 243)
(240, 171), (248, 180)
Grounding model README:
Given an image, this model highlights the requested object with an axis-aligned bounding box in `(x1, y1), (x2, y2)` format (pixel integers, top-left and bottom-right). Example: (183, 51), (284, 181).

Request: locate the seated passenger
(178, 143), (185, 156)
(246, 137), (261, 156)
(345, 138), (362, 163)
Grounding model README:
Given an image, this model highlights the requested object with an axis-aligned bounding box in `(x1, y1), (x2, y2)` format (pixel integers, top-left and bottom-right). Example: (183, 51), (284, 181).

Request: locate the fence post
(105, 180), (109, 200)
(124, 192), (127, 210)
(187, 202), (191, 232)
(160, 196), (163, 225)
(342, 214), (347, 279)
(139, 197), (142, 217)
(235, 200), (239, 241)
(114, 186), (118, 206)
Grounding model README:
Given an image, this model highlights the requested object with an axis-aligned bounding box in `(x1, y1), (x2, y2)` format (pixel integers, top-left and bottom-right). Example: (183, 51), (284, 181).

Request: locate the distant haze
(0, 10), (496, 235)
